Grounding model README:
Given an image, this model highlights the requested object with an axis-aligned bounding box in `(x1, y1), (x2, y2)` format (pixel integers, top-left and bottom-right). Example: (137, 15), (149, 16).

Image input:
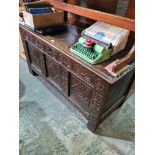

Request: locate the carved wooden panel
(42, 42), (97, 88)
(53, 48), (62, 62)
(60, 67), (68, 94)
(44, 42), (72, 70)
(27, 43), (42, 73)
(45, 55), (69, 94)
(43, 43), (62, 63)
(46, 56), (61, 88)
(94, 77), (108, 93)
(70, 75), (93, 111)
(61, 54), (72, 70)
(72, 62), (95, 86)
(43, 43), (54, 58)
(33, 38), (43, 50)
(88, 77), (109, 131)
(25, 32), (43, 50)
(20, 25), (135, 133)
(40, 54), (46, 76)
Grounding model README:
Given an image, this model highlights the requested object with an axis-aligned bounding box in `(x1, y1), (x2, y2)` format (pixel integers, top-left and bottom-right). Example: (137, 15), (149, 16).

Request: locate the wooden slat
(112, 44), (135, 72)
(48, 0), (135, 31)
(105, 44), (135, 74)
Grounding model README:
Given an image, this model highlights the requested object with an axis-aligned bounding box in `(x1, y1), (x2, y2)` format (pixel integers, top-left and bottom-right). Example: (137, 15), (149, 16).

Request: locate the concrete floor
(19, 57), (135, 155)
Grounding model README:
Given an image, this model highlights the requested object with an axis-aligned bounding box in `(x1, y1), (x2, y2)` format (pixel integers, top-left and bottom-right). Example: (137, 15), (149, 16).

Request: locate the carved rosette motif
(70, 76), (92, 110)
(46, 56), (61, 87)
(61, 55), (72, 70)
(88, 77), (109, 131)
(72, 62), (95, 86)
(52, 49), (62, 62)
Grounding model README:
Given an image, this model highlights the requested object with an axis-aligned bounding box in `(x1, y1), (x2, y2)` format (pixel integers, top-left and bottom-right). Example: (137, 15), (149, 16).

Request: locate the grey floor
(19, 57), (135, 155)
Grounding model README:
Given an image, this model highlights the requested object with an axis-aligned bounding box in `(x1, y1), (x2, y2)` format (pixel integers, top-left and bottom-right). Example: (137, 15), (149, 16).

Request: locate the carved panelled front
(45, 55), (68, 94)
(72, 62), (95, 86)
(43, 42), (72, 71)
(27, 43), (42, 73)
(46, 56), (61, 88)
(19, 26), (113, 132)
(70, 75), (93, 111)
(21, 29), (109, 123)
(20, 29), (46, 75)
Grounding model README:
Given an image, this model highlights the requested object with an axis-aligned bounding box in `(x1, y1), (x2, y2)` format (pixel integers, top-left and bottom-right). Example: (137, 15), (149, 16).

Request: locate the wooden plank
(48, 0), (135, 31)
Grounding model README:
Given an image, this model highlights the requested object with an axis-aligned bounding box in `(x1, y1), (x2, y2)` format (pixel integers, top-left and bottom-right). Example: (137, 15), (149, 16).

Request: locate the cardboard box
(19, 0), (24, 7)
(23, 10), (64, 29)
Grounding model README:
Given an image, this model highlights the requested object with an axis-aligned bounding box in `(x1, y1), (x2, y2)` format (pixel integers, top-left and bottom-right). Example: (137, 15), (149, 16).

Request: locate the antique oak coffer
(19, 24), (134, 132)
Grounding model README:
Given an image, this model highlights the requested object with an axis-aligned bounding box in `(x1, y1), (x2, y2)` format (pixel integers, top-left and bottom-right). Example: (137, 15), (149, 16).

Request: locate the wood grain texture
(48, 0), (135, 31)
(105, 44), (135, 74)
(70, 75), (93, 111)
(88, 77), (109, 132)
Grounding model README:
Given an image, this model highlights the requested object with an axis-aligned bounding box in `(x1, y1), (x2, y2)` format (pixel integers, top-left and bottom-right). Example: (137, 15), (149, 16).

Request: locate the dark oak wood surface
(20, 24), (133, 84)
(20, 24), (134, 132)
